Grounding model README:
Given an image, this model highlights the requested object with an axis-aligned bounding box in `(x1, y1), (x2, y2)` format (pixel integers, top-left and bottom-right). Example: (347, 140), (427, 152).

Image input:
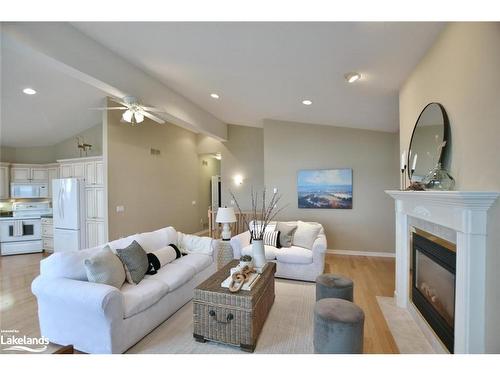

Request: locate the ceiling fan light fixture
(134, 112), (144, 123)
(122, 109), (133, 123)
(345, 72), (361, 83)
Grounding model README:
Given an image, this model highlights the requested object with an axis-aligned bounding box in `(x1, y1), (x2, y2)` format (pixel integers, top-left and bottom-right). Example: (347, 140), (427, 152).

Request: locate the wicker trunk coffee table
(193, 260), (276, 352)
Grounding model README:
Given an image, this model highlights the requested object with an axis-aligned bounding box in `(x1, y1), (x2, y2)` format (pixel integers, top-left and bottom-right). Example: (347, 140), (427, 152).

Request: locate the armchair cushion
(276, 246), (313, 264)
(293, 221), (322, 249)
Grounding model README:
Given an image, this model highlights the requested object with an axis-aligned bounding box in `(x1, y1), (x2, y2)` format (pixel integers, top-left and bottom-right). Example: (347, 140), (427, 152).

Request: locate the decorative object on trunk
(239, 255), (253, 269)
(228, 265), (255, 293)
(230, 187), (286, 272)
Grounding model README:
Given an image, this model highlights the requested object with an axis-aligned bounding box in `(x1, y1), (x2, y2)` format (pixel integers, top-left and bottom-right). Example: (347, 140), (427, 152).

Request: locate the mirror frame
(407, 102), (450, 180)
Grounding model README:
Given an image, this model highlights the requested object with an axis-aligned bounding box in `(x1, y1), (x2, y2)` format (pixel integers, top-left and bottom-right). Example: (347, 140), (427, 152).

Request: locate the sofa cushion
(40, 245), (105, 280)
(137, 226), (179, 251)
(84, 245), (126, 289)
(108, 234), (141, 253)
(293, 221), (322, 249)
(178, 233), (213, 255)
(275, 246), (313, 264)
(116, 241), (149, 285)
(172, 253), (212, 273)
(241, 245), (279, 260)
(276, 222), (298, 247)
(121, 279), (169, 318)
(145, 262), (196, 291)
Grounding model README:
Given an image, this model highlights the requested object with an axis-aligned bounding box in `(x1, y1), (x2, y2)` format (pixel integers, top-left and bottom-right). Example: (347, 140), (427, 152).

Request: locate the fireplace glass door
(415, 251), (455, 327)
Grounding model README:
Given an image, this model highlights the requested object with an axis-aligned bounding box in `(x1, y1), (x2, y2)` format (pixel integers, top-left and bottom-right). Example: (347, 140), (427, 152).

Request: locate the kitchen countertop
(0, 216), (45, 221)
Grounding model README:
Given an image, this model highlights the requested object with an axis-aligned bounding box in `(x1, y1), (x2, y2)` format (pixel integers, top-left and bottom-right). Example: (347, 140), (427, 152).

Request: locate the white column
(394, 200), (409, 308)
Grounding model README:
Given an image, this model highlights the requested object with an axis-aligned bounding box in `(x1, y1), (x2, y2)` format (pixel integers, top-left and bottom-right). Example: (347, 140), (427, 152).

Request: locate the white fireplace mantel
(385, 190), (499, 354)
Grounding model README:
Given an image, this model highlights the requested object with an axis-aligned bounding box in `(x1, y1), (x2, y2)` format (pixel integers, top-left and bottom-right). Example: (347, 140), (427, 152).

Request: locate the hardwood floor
(0, 251), (397, 354)
(324, 253), (399, 353)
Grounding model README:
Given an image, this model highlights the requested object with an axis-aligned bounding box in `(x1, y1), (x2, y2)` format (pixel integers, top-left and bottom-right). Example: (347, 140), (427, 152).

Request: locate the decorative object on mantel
(405, 102), (455, 191)
(422, 162), (455, 191)
(230, 187), (286, 272)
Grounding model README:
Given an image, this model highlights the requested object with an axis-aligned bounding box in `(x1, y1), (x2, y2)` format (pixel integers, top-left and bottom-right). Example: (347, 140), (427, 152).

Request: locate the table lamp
(216, 207), (237, 241)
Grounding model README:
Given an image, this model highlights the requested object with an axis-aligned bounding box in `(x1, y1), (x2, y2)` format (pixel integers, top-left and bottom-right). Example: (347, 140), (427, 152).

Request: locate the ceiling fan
(90, 96), (166, 125)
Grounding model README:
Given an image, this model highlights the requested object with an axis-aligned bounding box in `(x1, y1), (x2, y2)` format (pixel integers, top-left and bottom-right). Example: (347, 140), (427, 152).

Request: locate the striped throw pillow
(263, 230), (280, 248)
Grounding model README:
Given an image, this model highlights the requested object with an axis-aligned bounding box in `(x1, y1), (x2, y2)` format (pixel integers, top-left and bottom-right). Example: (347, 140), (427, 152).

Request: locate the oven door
(0, 219), (41, 242)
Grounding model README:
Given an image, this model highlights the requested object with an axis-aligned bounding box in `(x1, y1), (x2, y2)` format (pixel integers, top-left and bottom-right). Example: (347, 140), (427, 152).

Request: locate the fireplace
(411, 229), (456, 353)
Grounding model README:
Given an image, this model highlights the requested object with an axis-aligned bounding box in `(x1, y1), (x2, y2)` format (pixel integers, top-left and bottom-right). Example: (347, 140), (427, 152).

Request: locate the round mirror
(408, 103), (449, 181)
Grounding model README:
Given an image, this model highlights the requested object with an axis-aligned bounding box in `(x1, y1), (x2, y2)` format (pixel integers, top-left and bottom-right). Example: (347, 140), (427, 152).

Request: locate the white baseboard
(327, 249), (395, 258)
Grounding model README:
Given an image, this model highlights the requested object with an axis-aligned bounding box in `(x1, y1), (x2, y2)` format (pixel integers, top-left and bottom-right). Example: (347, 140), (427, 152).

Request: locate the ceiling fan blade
(89, 107), (127, 110)
(141, 106), (167, 113)
(109, 96), (130, 107)
(138, 110), (165, 124)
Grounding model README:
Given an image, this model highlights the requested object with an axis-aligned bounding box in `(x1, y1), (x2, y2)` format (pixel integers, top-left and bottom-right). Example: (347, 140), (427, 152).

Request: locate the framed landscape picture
(297, 168), (353, 209)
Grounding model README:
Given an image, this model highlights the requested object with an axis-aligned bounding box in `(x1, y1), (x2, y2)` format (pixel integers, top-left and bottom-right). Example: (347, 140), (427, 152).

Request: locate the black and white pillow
(146, 243), (184, 275)
(263, 231), (280, 248)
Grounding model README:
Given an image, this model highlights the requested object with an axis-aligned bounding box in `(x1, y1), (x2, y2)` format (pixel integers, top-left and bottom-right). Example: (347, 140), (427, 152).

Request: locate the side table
(217, 239), (234, 270)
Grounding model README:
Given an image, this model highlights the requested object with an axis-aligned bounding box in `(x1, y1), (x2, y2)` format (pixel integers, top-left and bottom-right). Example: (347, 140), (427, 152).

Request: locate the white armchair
(230, 221), (327, 282)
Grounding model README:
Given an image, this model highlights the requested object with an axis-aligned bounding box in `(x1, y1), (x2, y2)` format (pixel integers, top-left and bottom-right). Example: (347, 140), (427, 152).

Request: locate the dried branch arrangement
(229, 188), (286, 241)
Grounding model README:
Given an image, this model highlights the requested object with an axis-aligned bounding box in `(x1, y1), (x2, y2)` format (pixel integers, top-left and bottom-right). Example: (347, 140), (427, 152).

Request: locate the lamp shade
(215, 207), (237, 223)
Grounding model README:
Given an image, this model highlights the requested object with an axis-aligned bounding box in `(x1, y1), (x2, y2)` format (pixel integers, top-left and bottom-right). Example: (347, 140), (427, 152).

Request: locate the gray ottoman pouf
(316, 274), (353, 301)
(313, 298), (365, 354)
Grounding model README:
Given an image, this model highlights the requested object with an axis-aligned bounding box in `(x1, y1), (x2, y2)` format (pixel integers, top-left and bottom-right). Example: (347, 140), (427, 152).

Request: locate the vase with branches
(230, 187), (286, 270)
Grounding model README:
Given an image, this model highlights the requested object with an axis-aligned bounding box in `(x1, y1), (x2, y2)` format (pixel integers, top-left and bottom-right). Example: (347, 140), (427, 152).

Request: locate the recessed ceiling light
(210, 93), (220, 99)
(302, 99), (313, 106)
(23, 88), (37, 95)
(344, 72), (361, 83)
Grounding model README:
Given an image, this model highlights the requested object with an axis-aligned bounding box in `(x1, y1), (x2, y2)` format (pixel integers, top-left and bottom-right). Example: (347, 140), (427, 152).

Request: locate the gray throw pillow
(116, 240), (149, 284)
(276, 222), (298, 248)
(84, 245), (126, 289)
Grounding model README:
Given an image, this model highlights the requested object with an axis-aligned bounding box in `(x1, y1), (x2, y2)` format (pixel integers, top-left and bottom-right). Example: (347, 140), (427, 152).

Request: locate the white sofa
(230, 221), (327, 282)
(31, 226), (216, 354)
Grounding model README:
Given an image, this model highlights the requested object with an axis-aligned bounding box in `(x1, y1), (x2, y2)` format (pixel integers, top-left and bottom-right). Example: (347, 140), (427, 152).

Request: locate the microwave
(10, 183), (49, 199)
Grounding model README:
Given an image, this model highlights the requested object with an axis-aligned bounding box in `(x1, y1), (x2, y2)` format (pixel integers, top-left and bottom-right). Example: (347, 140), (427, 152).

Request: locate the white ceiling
(0, 35), (106, 147)
(73, 22), (445, 132)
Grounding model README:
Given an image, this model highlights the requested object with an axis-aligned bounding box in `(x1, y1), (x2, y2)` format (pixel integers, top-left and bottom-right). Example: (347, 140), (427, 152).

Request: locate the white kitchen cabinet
(60, 164), (73, 178)
(47, 166), (59, 199)
(95, 161), (104, 185)
(31, 168), (49, 182)
(86, 220), (105, 248)
(11, 167), (32, 182)
(0, 163), (9, 199)
(85, 187), (105, 220)
(84, 160), (104, 186)
(41, 217), (54, 252)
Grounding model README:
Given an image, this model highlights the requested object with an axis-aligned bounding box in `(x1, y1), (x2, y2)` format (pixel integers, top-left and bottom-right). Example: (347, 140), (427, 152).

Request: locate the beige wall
(399, 22), (500, 352)
(0, 124), (102, 163)
(107, 109), (201, 240)
(197, 124), (264, 210)
(263, 119), (399, 253)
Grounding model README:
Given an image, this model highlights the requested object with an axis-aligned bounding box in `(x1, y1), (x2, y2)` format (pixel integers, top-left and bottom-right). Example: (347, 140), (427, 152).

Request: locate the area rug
(376, 296), (435, 354)
(127, 279), (316, 354)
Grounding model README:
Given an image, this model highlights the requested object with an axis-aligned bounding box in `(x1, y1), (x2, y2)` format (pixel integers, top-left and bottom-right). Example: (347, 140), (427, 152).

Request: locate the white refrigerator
(52, 178), (86, 252)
